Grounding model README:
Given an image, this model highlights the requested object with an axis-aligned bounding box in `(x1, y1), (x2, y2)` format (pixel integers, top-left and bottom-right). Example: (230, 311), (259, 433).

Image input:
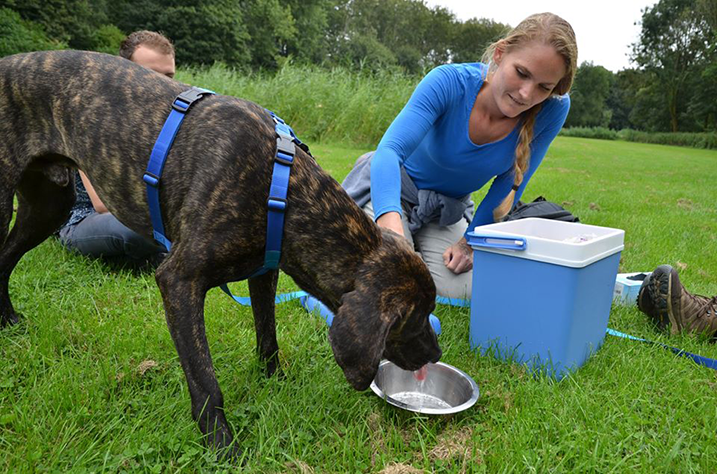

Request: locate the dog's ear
(328, 286), (397, 391)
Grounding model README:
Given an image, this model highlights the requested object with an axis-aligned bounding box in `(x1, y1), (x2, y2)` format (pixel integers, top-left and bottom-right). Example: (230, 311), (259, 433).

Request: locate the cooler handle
(469, 234), (527, 251)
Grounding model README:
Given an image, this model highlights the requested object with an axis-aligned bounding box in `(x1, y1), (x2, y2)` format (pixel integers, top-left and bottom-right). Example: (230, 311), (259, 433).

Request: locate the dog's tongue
(413, 365), (428, 381)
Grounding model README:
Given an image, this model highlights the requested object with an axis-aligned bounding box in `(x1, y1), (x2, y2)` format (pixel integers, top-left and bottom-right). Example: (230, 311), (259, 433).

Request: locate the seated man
(57, 31), (175, 266)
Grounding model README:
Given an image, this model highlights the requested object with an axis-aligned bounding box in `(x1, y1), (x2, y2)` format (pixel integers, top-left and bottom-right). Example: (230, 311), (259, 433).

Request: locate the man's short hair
(119, 31), (175, 60)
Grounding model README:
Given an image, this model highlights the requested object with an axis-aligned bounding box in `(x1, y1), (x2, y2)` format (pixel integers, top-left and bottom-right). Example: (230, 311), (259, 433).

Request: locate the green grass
(1, 137), (716, 472)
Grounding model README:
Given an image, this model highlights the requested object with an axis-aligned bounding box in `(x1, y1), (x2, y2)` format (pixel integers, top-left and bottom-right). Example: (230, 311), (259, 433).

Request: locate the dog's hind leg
(0, 166), (74, 327)
(248, 270), (280, 377)
(154, 249), (238, 456)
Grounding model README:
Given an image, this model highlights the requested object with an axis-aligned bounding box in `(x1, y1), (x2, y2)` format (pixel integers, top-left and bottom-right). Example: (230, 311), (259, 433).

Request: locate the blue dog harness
(144, 86), (307, 288)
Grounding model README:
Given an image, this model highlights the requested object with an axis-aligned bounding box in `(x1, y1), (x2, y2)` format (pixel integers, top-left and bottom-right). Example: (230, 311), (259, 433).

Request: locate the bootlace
(685, 292), (717, 319)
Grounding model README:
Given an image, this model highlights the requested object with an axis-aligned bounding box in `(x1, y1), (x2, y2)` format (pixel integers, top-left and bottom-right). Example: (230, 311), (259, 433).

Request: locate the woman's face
(490, 41), (567, 118)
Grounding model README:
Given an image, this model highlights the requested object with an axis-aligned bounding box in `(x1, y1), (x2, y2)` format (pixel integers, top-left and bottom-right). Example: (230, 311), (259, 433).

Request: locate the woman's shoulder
(419, 63), (488, 102)
(538, 93), (571, 121)
(428, 62), (488, 84)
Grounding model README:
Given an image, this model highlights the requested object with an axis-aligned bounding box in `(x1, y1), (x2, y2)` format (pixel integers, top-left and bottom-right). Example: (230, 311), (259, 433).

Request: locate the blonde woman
(343, 12), (578, 299)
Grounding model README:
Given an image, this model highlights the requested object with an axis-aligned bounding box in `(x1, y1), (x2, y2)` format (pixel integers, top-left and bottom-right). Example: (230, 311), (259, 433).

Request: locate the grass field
(1, 137), (716, 473)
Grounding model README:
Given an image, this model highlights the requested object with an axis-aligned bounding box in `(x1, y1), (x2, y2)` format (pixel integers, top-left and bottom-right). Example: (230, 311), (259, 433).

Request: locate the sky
(422, 1), (659, 72)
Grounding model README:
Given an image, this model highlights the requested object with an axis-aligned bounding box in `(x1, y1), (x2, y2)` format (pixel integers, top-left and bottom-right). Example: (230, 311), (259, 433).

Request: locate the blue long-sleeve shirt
(370, 62), (570, 232)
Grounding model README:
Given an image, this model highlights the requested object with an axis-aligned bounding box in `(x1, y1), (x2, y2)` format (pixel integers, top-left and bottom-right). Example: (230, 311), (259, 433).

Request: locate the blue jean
(58, 212), (164, 262)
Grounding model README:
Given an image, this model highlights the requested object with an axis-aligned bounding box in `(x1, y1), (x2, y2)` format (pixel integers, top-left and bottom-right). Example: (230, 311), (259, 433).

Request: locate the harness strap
(217, 112), (303, 298)
(145, 89), (306, 305)
(144, 87), (215, 251)
(264, 112), (296, 269)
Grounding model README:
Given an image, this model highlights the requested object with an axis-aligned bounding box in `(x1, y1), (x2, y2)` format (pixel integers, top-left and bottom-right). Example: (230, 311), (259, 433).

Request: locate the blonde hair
(481, 13), (577, 221)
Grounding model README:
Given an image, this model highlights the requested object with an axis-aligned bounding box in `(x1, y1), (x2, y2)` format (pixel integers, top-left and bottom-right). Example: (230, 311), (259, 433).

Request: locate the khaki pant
(363, 201), (472, 300)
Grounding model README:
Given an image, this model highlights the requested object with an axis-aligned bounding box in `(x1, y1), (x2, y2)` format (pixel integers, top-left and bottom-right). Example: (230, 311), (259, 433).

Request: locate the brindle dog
(0, 50), (441, 454)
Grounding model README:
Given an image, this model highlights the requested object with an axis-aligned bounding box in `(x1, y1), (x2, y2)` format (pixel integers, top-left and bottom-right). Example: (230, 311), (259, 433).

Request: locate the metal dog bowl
(370, 360), (479, 415)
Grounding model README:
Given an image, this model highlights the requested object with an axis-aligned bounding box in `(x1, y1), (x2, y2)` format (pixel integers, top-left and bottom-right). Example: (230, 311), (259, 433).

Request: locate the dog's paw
(0, 310), (23, 329)
(263, 357), (284, 379)
(215, 442), (243, 464)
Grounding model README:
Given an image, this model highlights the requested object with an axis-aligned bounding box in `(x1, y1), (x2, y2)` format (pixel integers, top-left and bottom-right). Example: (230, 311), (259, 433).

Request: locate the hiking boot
(637, 264), (717, 337)
(637, 266), (671, 330)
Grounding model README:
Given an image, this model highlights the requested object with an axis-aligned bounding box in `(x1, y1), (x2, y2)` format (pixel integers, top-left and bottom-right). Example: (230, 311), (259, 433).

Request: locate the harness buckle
(275, 151), (294, 166)
(171, 87), (214, 113)
(172, 98), (190, 112)
(143, 172), (160, 187)
(267, 197), (287, 213)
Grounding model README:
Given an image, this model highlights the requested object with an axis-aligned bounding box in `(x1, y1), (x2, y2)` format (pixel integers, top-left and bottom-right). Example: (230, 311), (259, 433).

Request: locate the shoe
(637, 264), (717, 337)
(637, 266), (671, 330)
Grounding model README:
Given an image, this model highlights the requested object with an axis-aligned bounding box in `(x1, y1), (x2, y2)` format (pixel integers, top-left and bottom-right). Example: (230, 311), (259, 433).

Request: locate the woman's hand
(443, 237), (473, 274)
(376, 211), (405, 237)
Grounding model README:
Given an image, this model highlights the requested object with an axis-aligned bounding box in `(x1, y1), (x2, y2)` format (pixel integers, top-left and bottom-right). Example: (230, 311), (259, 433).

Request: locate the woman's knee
(432, 269), (472, 300)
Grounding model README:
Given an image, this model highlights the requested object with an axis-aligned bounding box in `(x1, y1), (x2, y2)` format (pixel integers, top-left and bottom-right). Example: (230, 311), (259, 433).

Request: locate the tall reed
(178, 63), (420, 146)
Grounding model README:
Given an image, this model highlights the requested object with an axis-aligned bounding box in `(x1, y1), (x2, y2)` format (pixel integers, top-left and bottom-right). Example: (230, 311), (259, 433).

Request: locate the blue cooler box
(466, 218), (624, 379)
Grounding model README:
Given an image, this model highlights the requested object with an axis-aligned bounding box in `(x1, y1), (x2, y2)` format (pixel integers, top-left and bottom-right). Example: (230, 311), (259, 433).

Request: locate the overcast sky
(422, 1), (659, 72)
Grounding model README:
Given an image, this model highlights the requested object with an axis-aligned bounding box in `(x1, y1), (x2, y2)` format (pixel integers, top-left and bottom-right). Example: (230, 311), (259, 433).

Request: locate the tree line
(0, 0), (715, 133)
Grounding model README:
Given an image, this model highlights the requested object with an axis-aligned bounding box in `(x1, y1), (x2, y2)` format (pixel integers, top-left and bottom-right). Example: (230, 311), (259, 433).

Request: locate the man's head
(119, 31), (175, 78)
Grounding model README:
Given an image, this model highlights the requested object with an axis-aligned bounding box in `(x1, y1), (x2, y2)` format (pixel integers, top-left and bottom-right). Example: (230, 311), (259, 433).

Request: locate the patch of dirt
(379, 463), (424, 474)
(136, 359), (158, 376)
(284, 461), (315, 473)
(589, 202), (601, 211)
(677, 198), (693, 210)
(368, 411), (387, 468)
(429, 427), (474, 461)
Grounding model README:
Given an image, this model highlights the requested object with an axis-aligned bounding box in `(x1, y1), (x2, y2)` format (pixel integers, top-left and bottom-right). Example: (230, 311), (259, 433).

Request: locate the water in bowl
(389, 391), (453, 410)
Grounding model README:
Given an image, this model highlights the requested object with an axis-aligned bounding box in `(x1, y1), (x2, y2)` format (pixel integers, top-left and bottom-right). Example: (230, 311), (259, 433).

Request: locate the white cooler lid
(467, 218), (625, 268)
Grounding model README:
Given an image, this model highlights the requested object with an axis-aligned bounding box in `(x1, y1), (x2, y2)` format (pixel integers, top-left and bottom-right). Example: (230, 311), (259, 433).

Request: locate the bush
(92, 24), (126, 55)
(559, 126), (618, 140)
(0, 7), (66, 57)
(559, 126), (717, 150)
(617, 129), (717, 149)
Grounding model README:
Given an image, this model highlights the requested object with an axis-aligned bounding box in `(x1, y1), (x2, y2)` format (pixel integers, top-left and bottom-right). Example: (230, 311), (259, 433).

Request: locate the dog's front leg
(155, 255), (237, 456)
(247, 270), (280, 377)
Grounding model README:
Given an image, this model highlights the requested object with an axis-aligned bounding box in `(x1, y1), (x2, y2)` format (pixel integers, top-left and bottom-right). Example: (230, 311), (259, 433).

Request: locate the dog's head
(328, 229), (442, 390)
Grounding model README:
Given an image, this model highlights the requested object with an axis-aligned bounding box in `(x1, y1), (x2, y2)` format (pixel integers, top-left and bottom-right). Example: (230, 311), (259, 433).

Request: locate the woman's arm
(370, 65), (461, 231)
(79, 171), (108, 214)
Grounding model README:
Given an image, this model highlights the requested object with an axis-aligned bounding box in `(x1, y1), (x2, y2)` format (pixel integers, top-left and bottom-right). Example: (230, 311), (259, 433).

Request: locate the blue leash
(295, 294), (717, 370)
(606, 328), (717, 370)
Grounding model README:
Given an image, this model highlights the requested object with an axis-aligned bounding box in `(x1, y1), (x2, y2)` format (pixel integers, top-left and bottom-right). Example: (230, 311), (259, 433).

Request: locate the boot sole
(647, 265), (674, 332)
(656, 265), (681, 335)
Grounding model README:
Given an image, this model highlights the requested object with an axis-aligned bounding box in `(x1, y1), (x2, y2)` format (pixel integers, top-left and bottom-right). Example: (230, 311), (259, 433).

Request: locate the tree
(107, 0), (251, 67)
(0, 7), (66, 57)
(240, 0), (297, 69)
(282, 0), (331, 65)
(1, 0), (108, 50)
(325, 0), (455, 73)
(697, 0), (717, 31)
(606, 68), (645, 130)
(632, 0), (714, 131)
(449, 18), (508, 64)
(156, 2), (251, 67)
(563, 62), (614, 128)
